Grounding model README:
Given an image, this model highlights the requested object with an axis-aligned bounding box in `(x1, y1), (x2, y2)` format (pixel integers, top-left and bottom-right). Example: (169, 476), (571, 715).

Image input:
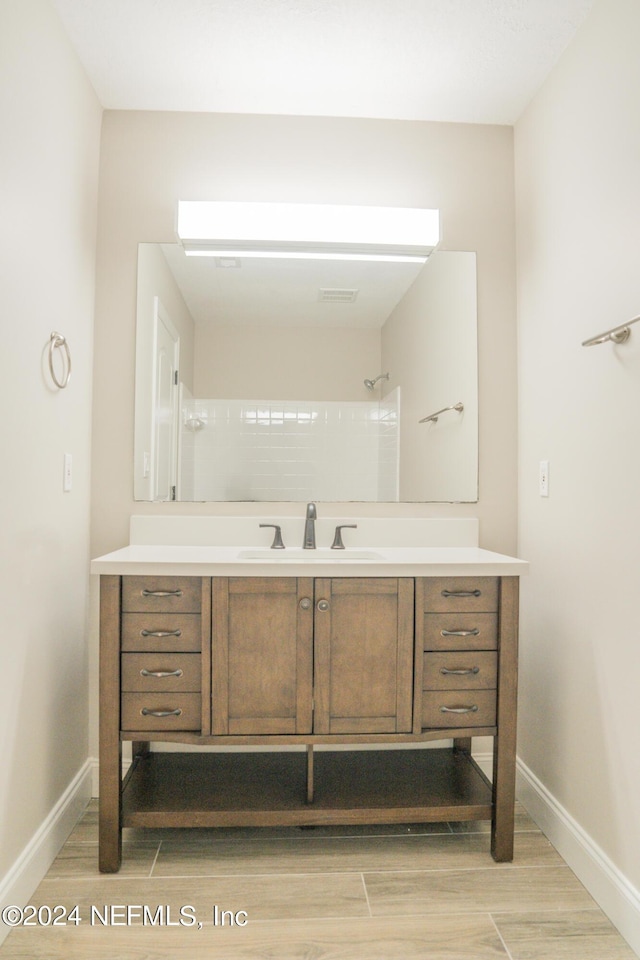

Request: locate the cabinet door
(313, 578), (414, 735)
(212, 577), (313, 735)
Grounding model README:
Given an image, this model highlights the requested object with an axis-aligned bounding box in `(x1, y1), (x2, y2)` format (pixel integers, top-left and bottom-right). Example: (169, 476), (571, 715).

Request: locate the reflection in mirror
(134, 244), (477, 503)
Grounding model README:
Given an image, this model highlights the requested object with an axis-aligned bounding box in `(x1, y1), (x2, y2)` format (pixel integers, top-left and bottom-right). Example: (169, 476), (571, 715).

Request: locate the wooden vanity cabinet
(313, 577), (414, 735)
(418, 577), (499, 730)
(211, 577), (314, 736)
(211, 577), (414, 736)
(99, 572), (519, 872)
(415, 575), (519, 860)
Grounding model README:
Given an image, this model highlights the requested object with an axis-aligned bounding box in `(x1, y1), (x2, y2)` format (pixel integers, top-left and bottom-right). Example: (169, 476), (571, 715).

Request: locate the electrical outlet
(539, 460), (549, 497)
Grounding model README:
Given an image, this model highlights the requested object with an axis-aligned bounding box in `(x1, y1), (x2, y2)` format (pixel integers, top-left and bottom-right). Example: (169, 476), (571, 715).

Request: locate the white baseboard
(0, 760), (93, 947)
(516, 757), (640, 957)
(472, 750), (493, 779)
(90, 755), (100, 798)
(468, 750), (640, 955)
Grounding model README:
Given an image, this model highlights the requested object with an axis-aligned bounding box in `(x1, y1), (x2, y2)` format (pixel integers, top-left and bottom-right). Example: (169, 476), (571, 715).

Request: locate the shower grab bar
(419, 401), (464, 424)
(582, 314), (640, 347)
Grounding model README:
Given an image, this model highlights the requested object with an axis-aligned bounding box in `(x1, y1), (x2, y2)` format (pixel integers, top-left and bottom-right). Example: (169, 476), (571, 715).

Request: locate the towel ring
(48, 331), (72, 389)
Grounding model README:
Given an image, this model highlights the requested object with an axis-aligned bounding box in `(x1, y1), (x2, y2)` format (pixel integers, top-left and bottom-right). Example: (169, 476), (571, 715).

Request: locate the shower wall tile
(180, 396), (399, 502)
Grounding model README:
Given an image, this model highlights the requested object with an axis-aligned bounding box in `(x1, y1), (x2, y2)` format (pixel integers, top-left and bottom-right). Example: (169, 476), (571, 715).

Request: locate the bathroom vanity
(93, 517), (527, 873)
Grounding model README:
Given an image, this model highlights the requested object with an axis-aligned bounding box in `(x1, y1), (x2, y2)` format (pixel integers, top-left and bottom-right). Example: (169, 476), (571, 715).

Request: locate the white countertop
(91, 544), (528, 578)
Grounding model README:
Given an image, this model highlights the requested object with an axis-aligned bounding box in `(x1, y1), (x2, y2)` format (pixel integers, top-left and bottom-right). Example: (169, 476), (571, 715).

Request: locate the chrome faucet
(302, 502), (317, 549)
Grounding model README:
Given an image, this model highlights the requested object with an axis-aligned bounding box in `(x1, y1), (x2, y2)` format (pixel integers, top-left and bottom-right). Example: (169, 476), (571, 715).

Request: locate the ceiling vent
(318, 288), (359, 303)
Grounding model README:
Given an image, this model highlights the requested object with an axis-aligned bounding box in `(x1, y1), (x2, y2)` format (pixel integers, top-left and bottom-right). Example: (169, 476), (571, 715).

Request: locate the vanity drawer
(121, 654), (201, 693)
(121, 614), (202, 652)
(421, 690), (496, 729)
(122, 577), (202, 614)
(121, 693), (201, 731)
(423, 651), (497, 691)
(422, 577), (499, 613)
(423, 613), (498, 651)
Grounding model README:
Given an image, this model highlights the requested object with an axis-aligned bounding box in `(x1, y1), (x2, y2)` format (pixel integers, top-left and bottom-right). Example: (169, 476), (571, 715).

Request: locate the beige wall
(92, 112), (517, 556)
(515, 0), (640, 940)
(194, 324), (381, 401)
(382, 251), (478, 501)
(0, 0), (101, 888)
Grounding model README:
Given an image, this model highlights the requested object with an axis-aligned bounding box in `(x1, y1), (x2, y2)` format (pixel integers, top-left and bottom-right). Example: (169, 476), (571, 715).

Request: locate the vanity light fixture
(176, 201), (440, 263)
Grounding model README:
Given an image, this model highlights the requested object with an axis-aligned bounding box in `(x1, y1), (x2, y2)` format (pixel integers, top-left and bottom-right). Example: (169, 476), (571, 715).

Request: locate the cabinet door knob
(317, 599), (330, 612)
(299, 597), (312, 610)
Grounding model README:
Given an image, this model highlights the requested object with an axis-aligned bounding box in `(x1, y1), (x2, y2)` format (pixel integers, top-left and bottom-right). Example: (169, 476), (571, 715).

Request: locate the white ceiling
(159, 243), (425, 328)
(51, 0), (595, 125)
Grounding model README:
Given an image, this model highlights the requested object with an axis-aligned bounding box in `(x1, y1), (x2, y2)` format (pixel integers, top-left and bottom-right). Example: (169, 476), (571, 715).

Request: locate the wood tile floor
(1, 800), (637, 959)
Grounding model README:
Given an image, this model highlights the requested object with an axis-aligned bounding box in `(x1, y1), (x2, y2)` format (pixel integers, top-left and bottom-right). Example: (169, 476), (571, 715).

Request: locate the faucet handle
(259, 524), (285, 549)
(331, 524), (357, 550)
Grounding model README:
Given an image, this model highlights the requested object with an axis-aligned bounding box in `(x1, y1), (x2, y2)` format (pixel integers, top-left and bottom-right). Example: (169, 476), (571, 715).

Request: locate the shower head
(364, 372), (390, 390)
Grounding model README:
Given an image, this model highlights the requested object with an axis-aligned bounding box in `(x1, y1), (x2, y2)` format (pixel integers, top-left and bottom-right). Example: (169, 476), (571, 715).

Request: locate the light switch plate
(63, 453), (72, 492)
(539, 460), (549, 497)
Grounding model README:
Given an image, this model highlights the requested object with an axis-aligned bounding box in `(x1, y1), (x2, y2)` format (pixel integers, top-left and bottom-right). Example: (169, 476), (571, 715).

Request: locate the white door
(152, 299), (180, 501)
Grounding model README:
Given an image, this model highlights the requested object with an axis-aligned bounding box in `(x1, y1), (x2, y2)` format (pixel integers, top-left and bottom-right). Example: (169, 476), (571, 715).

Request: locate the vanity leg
(491, 577), (519, 862)
(306, 744), (314, 804)
(99, 576), (122, 873)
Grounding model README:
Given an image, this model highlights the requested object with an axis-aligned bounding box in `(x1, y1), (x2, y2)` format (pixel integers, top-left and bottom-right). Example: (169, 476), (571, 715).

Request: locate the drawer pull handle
(140, 629), (183, 638)
(141, 707), (182, 718)
(440, 667), (480, 676)
(140, 669), (184, 679)
(441, 628), (480, 637)
(440, 704), (479, 714)
(141, 589), (183, 598)
(441, 589), (481, 598)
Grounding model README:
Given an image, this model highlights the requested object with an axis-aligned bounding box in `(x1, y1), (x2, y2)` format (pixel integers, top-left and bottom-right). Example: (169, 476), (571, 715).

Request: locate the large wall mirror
(134, 243), (478, 502)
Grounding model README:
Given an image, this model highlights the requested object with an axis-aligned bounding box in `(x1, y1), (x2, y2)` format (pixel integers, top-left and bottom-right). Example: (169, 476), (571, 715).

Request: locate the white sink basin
(237, 548), (384, 561)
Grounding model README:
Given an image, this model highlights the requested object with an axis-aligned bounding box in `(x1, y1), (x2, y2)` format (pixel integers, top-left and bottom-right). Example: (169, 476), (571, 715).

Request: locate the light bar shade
(176, 201), (440, 262)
